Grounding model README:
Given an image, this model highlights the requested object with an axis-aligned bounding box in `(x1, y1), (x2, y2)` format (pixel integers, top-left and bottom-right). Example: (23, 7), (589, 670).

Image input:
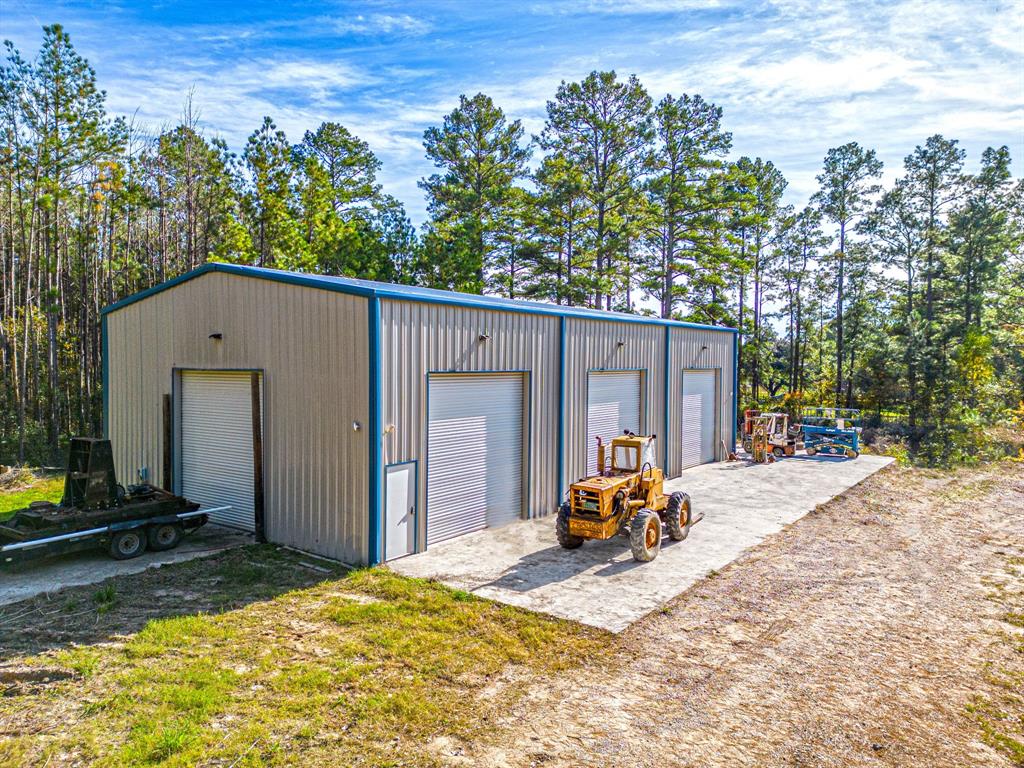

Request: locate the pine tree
(541, 71), (653, 310)
(812, 142), (883, 407)
(420, 93), (530, 293)
(641, 93), (734, 320)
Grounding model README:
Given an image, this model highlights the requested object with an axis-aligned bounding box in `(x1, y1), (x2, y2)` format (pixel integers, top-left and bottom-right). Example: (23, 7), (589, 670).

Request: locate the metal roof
(101, 261), (738, 334)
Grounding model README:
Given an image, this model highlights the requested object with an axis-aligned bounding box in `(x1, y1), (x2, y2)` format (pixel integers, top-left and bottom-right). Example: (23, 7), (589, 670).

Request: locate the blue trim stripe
(556, 316), (566, 507)
(662, 326), (670, 469)
(367, 296), (383, 566)
(732, 332), (739, 453)
(101, 262), (738, 335)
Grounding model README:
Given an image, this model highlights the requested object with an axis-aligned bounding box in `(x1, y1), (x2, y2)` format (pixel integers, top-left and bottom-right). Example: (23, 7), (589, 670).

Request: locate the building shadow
(0, 543), (347, 661)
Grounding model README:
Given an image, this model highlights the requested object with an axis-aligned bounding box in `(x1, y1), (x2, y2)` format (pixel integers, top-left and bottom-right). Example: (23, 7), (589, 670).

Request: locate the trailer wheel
(147, 523), (183, 551)
(556, 503), (584, 549)
(664, 492), (692, 541)
(109, 530), (147, 560)
(772, 446), (785, 458)
(806, 447), (817, 456)
(847, 450), (859, 459)
(630, 509), (662, 562)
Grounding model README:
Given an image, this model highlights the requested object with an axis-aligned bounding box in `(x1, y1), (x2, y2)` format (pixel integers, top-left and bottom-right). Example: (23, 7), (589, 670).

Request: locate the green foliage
(0, 27), (1021, 471)
(419, 92), (531, 292)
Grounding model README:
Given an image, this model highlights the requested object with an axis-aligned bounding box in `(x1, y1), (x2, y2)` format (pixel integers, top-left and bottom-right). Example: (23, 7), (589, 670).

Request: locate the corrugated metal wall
(105, 272), (370, 563)
(562, 318), (667, 492)
(667, 328), (736, 476)
(107, 268), (735, 564)
(379, 300), (560, 550)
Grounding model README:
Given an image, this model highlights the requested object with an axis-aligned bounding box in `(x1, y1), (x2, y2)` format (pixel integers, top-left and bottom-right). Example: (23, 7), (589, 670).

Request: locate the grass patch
(0, 561), (603, 767)
(0, 475), (63, 520)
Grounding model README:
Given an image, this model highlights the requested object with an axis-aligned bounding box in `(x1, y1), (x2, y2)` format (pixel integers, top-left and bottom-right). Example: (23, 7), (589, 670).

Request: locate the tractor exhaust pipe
(595, 436), (606, 475)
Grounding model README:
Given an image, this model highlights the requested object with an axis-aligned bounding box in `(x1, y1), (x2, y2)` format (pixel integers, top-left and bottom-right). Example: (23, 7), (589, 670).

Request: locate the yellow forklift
(742, 409), (803, 460)
(556, 433), (701, 562)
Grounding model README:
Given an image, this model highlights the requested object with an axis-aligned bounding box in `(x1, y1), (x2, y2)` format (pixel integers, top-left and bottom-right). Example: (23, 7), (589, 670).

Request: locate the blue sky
(3, 0), (1022, 224)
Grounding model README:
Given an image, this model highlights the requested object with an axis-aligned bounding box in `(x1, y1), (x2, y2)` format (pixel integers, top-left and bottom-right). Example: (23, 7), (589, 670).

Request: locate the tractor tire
(663, 492), (692, 541)
(772, 446), (785, 458)
(556, 503), (583, 549)
(109, 529), (147, 560)
(147, 522), (183, 551)
(630, 509), (662, 562)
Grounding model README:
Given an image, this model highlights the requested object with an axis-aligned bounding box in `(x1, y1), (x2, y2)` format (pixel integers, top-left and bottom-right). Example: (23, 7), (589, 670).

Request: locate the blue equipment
(798, 407), (861, 459)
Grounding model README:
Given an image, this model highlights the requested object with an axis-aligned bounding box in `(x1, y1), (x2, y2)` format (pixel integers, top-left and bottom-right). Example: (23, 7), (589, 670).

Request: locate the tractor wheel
(772, 446), (785, 458)
(556, 503), (583, 549)
(630, 509), (662, 562)
(109, 530), (147, 560)
(806, 447), (817, 456)
(147, 523), (183, 551)
(663, 492), (692, 541)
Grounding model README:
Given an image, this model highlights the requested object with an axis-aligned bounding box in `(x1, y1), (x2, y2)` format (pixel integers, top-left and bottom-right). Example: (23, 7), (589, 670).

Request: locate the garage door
(587, 371), (642, 475)
(427, 374), (524, 546)
(681, 370), (717, 470)
(180, 371), (259, 531)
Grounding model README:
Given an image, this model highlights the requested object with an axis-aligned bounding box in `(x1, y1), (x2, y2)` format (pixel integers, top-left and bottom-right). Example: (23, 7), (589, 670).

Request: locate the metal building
(102, 263), (738, 565)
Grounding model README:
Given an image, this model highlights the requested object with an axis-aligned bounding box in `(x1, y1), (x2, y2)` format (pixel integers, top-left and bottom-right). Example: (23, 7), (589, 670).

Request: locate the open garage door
(427, 374), (525, 546)
(180, 370), (261, 531)
(587, 371), (642, 475)
(681, 370), (717, 470)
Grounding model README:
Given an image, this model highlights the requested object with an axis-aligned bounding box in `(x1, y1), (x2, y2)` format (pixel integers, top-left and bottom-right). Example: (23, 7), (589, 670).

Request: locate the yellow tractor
(556, 432), (700, 562)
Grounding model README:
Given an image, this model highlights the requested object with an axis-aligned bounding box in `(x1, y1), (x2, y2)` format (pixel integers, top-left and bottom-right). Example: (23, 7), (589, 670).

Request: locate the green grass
(0, 475), (63, 519)
(0, 563), (604, 767)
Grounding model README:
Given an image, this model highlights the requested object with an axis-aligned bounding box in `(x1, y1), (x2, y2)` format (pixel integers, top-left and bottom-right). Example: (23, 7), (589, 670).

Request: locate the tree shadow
(0, 543), (348, 661)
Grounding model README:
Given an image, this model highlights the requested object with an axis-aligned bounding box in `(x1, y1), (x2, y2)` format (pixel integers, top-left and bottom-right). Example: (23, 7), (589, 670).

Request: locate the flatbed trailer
(0, 438), (225, 566)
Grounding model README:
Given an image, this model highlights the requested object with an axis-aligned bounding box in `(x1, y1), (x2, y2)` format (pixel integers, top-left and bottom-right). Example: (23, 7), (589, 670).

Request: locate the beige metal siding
(379, 300), (559, 550)
(105, 272), (370, 563)
(667, 328), (736, 476)
(562, 319), (665, 491)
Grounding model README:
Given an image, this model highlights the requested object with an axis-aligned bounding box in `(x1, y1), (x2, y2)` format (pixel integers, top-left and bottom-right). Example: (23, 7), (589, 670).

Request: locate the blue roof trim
(101, 262), (738, 334)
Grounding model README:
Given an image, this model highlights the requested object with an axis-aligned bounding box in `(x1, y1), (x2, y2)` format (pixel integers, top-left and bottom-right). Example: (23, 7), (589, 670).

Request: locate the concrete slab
(0, 525), (251, 607)
(391, 453), (894, 632)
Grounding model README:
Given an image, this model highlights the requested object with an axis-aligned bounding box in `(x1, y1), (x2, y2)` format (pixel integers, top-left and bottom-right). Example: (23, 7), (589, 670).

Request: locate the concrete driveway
(391, 453), (894, 632)
(0, 525), (251, 607)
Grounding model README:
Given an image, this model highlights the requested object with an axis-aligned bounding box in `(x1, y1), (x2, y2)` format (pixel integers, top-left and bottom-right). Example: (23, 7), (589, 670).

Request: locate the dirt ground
(459, 462), (1024, 768)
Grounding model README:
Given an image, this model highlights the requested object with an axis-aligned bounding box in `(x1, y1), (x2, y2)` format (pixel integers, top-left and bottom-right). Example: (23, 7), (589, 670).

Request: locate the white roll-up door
(681, 370), (717, 470)
(180, 371), (259, 531)
(586, 371), (642, 475)
(427, 374), (524, 546)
